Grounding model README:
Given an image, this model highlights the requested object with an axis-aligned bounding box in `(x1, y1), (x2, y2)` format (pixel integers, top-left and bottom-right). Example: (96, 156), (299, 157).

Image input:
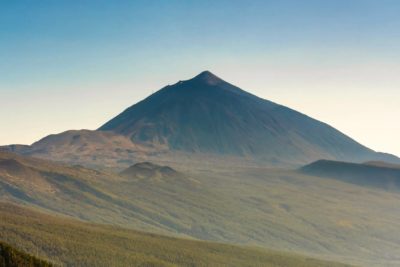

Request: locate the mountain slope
(2, 152), (400, 266)
(300, 160), (400, 191)
(99, 71), (398, 165)
(1, 130), (161, 170)
(0, 151), (185, 235)
(0, 241), (52, 267)
(0, 202), (352, 267)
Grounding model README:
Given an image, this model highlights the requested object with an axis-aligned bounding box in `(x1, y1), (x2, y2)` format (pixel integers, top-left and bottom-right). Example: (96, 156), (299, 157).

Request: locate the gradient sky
(1, 0), (399, 156)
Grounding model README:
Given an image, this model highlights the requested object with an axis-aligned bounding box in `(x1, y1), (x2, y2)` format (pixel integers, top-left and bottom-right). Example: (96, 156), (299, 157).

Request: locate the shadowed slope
(0, 241), (52, 267)
(364, 161), (400, 169)
(300, 160), (400, 190)
(120, 162), (179, 179)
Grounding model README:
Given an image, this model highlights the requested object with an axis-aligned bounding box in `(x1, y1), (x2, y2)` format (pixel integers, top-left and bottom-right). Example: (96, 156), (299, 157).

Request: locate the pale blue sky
(1, 0), (399, 156)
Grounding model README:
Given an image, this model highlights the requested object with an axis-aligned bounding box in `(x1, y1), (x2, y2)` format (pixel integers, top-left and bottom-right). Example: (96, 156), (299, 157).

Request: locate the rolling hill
(2, 151), (400, 266)
(0, 151), (195, 236)
(0, 202), (352, 267)
(300, 160), (400, 191)
(119, 162), (199, 188)
(120, 162), (180, 179)
(0, 130), (161, 170)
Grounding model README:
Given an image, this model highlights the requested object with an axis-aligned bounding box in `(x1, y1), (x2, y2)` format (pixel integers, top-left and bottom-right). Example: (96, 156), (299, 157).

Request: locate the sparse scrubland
(2, 151), (400, 266)
(0, 203), (352, 267)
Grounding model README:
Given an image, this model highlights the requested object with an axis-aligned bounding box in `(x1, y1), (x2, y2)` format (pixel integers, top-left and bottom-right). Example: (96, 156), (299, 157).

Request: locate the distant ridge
(300, 160), (400, 191)
(364, 161), (400, 169)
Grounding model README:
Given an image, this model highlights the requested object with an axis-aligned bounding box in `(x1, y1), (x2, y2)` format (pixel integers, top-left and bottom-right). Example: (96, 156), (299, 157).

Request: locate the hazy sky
(1, 0), (399, 156)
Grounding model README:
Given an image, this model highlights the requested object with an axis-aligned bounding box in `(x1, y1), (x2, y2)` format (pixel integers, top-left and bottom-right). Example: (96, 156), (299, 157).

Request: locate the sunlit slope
(0, 203), (351, 267)
(0, 130), (158, 170)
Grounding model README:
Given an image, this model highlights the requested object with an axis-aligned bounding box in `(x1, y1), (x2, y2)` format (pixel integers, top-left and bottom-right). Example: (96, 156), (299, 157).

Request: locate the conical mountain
(99, 71), (398, 165)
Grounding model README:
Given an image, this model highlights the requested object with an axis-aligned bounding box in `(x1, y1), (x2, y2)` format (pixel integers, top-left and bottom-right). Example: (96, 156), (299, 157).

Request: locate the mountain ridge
(300, 159), (400, 191)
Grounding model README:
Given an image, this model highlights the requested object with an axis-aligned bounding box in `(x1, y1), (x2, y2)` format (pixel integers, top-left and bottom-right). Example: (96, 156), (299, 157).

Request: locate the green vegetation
(2, 152), (400, 266)
(0, 203), (351, 267)
(0, 241), (52, 267)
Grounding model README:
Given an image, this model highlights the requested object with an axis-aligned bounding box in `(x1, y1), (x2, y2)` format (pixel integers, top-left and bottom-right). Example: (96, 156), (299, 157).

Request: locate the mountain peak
(98, 71), (400, 166)
(191, 71), (224, 85)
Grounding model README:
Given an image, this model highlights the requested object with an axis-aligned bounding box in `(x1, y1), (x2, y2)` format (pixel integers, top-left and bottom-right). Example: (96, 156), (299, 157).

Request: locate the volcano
(99, 71), (397, 165)
(3, 71), (398, 167)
